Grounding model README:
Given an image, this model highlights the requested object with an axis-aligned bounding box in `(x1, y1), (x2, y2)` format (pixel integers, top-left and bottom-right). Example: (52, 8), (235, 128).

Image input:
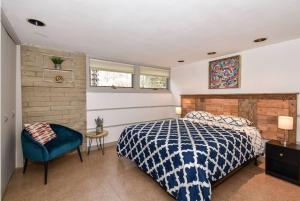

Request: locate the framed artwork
(209, 55), (240, 89)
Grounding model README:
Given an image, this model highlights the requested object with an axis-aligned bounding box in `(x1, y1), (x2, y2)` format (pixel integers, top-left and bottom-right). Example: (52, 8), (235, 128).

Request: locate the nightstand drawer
(266, 144), (299, 165)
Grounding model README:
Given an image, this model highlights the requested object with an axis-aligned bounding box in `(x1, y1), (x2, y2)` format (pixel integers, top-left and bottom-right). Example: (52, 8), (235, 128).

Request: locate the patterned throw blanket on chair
(117, 118), (263, 201)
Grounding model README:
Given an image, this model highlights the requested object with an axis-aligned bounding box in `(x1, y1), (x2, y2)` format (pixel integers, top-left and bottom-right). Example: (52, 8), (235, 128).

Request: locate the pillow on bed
(184, 111), (214, 121)
(213, 115), (253, 127)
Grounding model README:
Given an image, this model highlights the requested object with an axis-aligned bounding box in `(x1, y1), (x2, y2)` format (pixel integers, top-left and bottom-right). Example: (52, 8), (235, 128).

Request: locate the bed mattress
(117, 118), (263, 201)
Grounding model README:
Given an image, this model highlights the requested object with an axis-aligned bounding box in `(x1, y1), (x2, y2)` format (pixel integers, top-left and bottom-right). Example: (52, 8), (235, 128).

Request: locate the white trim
(87, 118), (173, 130)
(87, 105), (175, 112)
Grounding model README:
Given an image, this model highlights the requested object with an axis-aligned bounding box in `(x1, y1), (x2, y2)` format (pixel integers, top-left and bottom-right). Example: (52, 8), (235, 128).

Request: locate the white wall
(1, 24), (17, 197)
(87, 92), (176, 144)
(171, 38), (300, 142)
(0, 6), (2, 200)
(15, 46), (22, 168)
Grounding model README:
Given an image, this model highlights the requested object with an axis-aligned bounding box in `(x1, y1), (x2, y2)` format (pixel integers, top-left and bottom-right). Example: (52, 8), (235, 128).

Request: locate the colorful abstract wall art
(209, 55), (240, 89)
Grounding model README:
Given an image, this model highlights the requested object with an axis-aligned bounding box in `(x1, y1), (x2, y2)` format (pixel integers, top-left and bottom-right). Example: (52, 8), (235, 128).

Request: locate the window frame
(87, 57), (171, 93)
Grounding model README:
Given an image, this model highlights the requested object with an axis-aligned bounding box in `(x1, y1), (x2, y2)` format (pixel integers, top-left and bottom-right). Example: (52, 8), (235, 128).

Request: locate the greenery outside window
(139, 67), (169, 89)
(90, 59), (134, 88)
(89, 58), (170, 92)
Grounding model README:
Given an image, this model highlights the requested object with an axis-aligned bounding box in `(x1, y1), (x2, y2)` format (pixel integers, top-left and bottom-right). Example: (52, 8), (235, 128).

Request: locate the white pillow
(184, 111), (214, 121)
(213, 115), (253, 127)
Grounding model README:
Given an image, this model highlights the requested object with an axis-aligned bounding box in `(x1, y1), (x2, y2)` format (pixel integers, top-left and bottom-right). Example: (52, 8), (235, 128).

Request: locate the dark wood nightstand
(265, 140), (300, 185)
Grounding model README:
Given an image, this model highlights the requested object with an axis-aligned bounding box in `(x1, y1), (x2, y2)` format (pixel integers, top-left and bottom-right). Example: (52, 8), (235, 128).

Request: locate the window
(90, 59), (134, 88)
(89, 58), (170, 92)
(140, 67), (169, 89)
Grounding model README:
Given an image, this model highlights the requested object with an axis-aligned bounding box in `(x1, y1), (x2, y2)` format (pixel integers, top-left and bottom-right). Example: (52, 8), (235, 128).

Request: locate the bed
(117, 113), (264, 201)
(117, 93), (297, 201)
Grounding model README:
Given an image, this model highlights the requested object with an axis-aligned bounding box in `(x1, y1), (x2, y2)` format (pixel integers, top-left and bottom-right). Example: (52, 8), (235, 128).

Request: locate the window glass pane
(91, 69), (132, 88)
(139, 66), (169, 89)
(140, 75), (168, 89)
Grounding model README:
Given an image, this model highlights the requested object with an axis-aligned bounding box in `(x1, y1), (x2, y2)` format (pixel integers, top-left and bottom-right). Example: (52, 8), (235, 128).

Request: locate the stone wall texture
(21, 45), (86, 136)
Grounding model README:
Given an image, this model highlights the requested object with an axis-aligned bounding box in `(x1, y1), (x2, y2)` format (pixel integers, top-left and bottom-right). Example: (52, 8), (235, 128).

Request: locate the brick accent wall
(21, 45), (86, 136)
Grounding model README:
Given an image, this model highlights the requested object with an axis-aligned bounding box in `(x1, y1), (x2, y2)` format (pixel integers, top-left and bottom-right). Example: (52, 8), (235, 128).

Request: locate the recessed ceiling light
(177, 60), (185, 63)
(27, 19), (45, 27)
(207, 52), (216, 55)
(253, 37), (267, 43)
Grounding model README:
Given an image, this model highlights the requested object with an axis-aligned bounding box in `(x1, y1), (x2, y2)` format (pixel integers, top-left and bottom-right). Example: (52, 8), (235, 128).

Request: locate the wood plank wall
(181, 93), (298, 143)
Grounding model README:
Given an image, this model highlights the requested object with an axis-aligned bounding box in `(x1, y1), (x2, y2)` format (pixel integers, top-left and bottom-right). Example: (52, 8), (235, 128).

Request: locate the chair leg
(23, 158), (28, 174)
(44, 162), (48, 185)
(77, 147), (83, 162)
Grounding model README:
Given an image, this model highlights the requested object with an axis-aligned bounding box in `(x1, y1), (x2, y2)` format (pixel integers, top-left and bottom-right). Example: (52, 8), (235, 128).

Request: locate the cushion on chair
(25, 122), (57, 145)
(44, 136), (81, 160)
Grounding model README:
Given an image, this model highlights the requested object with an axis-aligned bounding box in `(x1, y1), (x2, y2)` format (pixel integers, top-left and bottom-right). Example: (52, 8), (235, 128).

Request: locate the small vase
(54, 63), (62, 70)
(96, 126), (103, 133)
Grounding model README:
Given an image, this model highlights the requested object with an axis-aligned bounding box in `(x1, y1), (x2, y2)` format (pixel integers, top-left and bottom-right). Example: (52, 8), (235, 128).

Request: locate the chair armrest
(50, 124), (83, 144)
(21, 130), (49, 162)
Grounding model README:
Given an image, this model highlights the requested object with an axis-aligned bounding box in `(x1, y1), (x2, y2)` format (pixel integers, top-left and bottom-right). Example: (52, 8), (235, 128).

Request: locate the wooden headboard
(181, 93), (298, 143)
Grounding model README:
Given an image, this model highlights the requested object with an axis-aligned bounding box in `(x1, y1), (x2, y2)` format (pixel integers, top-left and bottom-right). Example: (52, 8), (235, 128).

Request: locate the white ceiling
(3, 0), (300, 67)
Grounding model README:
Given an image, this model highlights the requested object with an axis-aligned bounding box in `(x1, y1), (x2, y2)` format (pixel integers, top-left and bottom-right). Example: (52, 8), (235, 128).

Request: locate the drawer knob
(279, 153), (284, 157)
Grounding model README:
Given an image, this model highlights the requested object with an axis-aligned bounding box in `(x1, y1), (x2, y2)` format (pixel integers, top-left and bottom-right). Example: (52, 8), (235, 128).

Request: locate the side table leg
(102, 136), (105, 155)
(96, 137), (100, 150)
(88, 138), (92, 155)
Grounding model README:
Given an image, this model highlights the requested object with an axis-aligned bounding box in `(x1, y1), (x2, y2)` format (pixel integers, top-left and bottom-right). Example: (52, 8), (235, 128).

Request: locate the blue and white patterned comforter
(117, 118), (263, 201)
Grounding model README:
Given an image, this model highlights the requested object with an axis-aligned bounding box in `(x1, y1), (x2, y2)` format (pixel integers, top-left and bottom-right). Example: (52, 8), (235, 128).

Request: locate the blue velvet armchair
(21, 124), (83, 184)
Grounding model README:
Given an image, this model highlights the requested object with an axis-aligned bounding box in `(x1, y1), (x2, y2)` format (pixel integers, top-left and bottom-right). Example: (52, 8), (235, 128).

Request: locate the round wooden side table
(85, 130), (108, 155)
